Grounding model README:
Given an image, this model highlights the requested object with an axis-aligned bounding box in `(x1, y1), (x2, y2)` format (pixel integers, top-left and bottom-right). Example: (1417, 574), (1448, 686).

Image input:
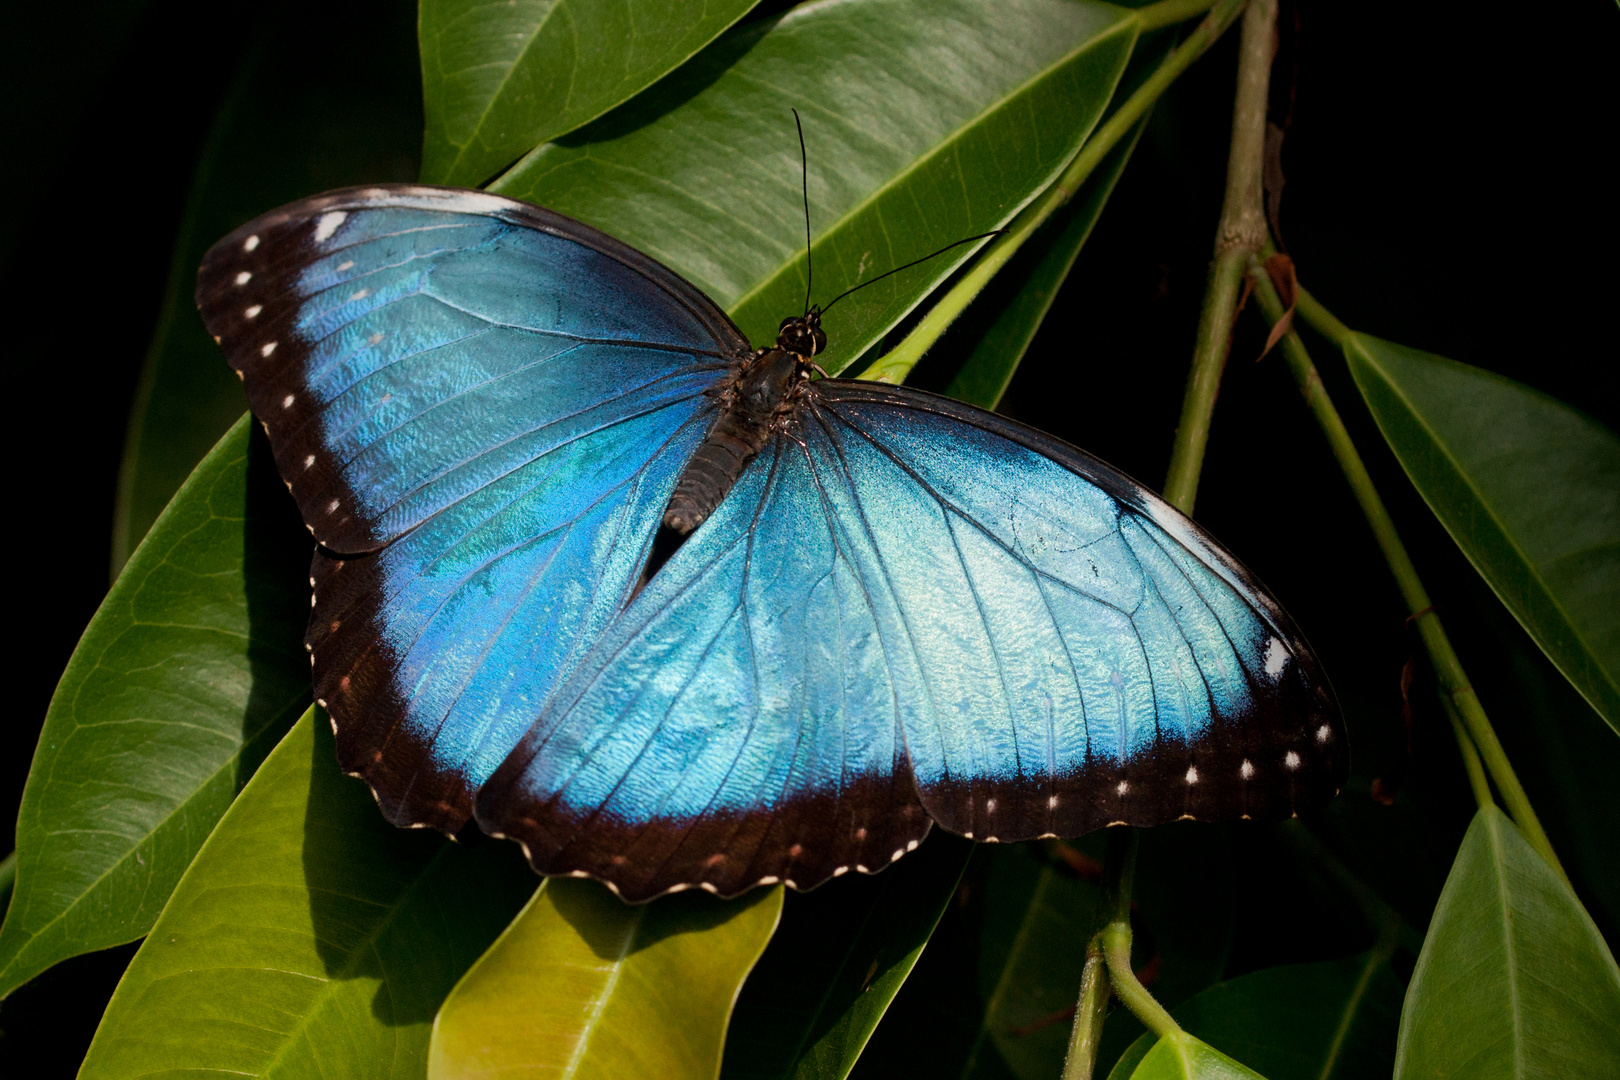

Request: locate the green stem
(1293, 285), (1352, 348)
(1099, 831), (1179, 1040)
(1059, 940), (1113, 1080)
(1060, 5), (1269, 1067)
(1163, 0), (1275, 513)
(1443, 697), (1494, 812)
(1247, 264), (1570, 887)
(860, 0), (1248, 385)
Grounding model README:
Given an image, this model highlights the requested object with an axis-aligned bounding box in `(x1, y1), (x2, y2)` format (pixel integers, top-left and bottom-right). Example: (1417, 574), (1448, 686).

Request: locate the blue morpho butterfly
(197, 179), (1344, 902)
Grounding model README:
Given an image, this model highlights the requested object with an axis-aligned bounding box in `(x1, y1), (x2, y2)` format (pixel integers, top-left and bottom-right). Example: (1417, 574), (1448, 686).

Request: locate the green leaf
(429, 879), (780, 1079)
(941, 113), (1146, 410)
(1343, 334), (1620, 733)
(78, 707), (536, 1080)
(492, 0), (1143, 374)
(1126, 1033), (1268, 1080)
(112, 0), (421, 573)
(721, 833), (972, 1080)
(0, 417), (310, 1000)
(419, 0), (759, 187)
(1107, 953), (1403, 1080)
(1393, 804), (1620, 1079)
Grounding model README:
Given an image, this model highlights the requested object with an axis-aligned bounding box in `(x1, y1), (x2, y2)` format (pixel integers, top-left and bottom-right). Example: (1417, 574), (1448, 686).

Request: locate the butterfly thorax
(662, 312), (825, 535)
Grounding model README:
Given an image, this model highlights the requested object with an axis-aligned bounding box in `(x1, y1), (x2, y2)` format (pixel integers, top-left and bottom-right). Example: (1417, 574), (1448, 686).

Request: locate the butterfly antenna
(793, 109), (813, 317)
(818, 230), (1005, 315)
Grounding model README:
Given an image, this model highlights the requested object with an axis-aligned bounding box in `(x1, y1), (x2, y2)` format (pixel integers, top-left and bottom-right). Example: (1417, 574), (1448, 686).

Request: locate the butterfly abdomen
(664, 347), (808, 534)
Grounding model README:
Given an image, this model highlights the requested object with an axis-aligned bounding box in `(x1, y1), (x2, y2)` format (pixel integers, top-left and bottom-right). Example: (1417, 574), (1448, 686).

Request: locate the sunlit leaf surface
(0, 418), (308, 1000)
(430, 879), (780, 1080)
(419, 0), (758, 187)
(78, 708), (535, 1080)
(493, 0), (1142, 373)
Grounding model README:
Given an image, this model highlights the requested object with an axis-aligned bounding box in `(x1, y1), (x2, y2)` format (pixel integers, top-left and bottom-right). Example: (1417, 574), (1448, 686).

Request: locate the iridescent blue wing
(476, 382), (1343, 901)
(197, 185), (745, 832)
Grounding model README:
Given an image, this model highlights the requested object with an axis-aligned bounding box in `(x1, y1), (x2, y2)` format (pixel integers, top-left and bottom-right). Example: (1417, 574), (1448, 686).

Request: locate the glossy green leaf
(1344, 334), (1620, 733)
(78, 707), (536, 1079)
(429, 878), (780, 1079)
(1393, 804), (1620, 1079)
(1127, 1033), (1268, 1080)
(112, 0), (421, 573)
(721, 833), (972, 1080)
(1107, 953), (1403, 1080)
(419, 0), (759, 187)
(493, 0), (1144, 374)
(0, 417), (309, 1000)
(941, 113), (1146, 410)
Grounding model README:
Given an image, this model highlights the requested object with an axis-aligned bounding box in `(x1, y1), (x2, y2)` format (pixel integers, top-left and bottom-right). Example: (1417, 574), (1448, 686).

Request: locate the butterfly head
(776, 309), (826, 358)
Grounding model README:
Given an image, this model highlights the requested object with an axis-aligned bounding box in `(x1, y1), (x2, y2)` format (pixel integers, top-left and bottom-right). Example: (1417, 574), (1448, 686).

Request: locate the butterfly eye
(779, 316), (798, 333)
(811, 328), (827, 355)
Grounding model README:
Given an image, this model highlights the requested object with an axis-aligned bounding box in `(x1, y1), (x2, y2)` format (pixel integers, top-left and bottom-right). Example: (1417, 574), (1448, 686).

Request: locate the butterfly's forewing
(476, 382), (1344, 900)
(197, 186), (745, 832)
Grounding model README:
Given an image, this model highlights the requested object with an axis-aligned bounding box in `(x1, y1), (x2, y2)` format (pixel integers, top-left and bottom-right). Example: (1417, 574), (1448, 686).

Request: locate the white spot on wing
(1264, 637), (1289, 677)
(1240, 760), (1255, 779)
(234, 271), (251, 286)
(303, 454), (315, 469)
(1285, 750), (1302, 770)
(1047, 795), (1058, 809)
(245, 304), (262, 319)
(327, 499), (340, 513)
(243, 235), (260, 252)
(891, 848), (904, 862)
(337, 260), (355, 271)
(1116, 781), (1129, 796)
(1316, 724), (1332, 743)
(369, 332), (384, 345)
(1185, 766), (1199, 784)
(349, 288), (369, 302)
(261, 341), (277, 357)
(282, 394), (294, 409)
(313, 211), (347, 242)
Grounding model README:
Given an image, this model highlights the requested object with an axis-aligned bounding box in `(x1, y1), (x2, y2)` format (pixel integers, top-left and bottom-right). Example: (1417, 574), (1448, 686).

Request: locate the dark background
(2, 0), (1616, 1071)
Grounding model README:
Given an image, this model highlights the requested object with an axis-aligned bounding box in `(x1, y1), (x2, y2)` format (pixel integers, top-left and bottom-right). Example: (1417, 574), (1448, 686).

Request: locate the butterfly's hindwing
(814, 383), (1344, 841)
(475, 382), (1343, 899)
(476, 435), (939, 900)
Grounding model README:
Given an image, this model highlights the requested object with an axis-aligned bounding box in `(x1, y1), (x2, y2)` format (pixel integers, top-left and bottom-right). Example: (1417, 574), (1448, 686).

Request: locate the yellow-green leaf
(77, 708), (535, 1080)
(429, 878), (781, 1079)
